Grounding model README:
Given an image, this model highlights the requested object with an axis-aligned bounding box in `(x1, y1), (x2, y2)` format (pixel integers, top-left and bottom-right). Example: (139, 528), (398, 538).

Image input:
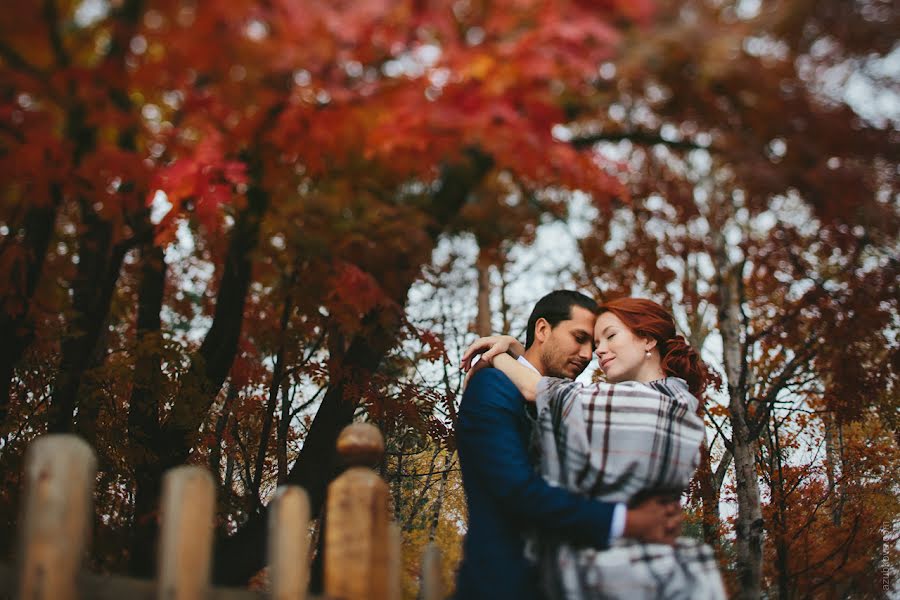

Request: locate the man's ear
(534, 317), (551, 344)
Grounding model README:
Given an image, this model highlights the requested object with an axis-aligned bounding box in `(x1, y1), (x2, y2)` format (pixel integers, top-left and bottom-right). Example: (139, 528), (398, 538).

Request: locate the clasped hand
(624, 496), (683, 545)
(459, 335), (524, 386)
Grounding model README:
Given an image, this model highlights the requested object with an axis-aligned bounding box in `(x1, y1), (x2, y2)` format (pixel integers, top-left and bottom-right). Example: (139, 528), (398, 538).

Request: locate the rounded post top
(336, 423), (385, 467)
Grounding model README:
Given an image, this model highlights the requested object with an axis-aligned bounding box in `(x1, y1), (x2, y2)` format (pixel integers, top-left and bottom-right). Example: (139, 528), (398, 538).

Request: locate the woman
(462, 298), (726, 600)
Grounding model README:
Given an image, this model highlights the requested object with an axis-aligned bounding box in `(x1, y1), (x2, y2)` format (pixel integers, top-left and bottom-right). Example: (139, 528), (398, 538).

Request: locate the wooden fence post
(324, 423), (391, 600)
(268, 485), (311, 600)
(419, 543), (444, 600)
(16, 434), (97, 600)
(388, 523), (402, 600)
(156, 466), (215, 600)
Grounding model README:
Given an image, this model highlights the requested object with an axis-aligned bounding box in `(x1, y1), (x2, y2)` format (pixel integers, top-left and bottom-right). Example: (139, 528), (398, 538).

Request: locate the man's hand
(622, 496), (682, 545)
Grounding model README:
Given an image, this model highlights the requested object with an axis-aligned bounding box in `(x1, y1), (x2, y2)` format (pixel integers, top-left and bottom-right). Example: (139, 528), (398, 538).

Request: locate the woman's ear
(644, 337), (658, 352)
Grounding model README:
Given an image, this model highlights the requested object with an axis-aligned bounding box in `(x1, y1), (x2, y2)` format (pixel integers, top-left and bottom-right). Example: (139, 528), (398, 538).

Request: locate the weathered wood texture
(3, 423), (415, 600)
(156, 466), (216, 600)
(323, 423), (396, 600)
(16, 435), (96, 600)
(0, 563), (270, 600)
(268, 486), (311, 600)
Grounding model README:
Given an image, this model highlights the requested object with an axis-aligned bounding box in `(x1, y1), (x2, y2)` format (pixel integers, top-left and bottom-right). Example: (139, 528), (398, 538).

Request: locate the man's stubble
(539, 340), (578, 380)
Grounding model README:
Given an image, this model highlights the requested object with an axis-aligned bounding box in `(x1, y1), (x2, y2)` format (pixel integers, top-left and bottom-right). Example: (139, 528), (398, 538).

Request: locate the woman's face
(593, 311), (652, 383)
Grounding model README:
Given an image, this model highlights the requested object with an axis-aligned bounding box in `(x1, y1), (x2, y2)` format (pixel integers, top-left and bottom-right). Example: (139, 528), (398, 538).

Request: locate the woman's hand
(460, 335), (525, 373)
(461, 339), (541, 400)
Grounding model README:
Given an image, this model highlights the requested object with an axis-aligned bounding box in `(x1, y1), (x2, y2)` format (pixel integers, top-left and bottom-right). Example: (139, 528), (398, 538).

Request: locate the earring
(645, 350), (651, 358)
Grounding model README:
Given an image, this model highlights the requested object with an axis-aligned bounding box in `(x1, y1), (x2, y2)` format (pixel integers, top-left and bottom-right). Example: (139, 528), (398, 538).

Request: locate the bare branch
(570, 131), (713, 152)
(0, 41), (48, 80)
(714, 449), (733, 492)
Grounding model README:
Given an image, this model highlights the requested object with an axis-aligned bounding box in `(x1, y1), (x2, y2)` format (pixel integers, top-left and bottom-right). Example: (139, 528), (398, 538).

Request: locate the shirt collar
(517, 355), (541, 374)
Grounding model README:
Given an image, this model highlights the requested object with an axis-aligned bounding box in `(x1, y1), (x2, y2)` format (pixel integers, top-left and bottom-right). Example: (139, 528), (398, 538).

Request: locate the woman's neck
(636, 363), (666, 383)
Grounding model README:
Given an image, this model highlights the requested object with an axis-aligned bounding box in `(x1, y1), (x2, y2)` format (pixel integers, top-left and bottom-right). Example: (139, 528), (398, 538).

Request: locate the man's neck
(521, 348), (546, 376)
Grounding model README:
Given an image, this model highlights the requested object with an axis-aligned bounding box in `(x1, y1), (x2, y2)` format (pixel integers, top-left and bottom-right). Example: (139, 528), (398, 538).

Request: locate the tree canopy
(1, 0), (897, 598)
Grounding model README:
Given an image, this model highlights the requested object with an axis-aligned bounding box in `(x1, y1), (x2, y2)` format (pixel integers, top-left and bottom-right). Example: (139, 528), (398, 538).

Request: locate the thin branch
(395, 466), (460, 478)
(570, 131), (713, 152)
(401, 446), (440, 531)
(714, 449), (733, 492)
(791, 515), (861, 582)
(289, 385), (327, 420)
(701, 404), (734, 453)
(749, 346), (817, 439)
(230, 419), (260, 508)
(42, 0), (69, 67)
(282, 330), (327, 380)
(0, 41), (48, 80)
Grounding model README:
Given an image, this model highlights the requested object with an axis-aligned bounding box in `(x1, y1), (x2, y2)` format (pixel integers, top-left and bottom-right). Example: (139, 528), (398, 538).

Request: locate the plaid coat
(530, 376), (727, 600)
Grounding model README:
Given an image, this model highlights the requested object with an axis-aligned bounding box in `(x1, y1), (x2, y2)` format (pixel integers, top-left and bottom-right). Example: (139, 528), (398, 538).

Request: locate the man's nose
(579, 344), (593, 360)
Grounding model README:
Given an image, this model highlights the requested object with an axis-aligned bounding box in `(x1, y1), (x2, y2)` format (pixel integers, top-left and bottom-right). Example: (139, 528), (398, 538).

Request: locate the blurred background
(1, 0), (898, 598)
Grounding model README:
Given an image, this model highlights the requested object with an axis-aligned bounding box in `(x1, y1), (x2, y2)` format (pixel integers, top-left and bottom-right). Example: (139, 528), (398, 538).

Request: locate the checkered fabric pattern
(530, 376), (727, 600)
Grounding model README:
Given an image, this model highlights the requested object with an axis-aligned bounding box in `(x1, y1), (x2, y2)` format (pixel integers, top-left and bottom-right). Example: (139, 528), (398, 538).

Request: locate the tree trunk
(730, 410), (764, 599)
(212, 324), (392, 585)
(823, 410), (843, 526)
(0, 0), (145, 415)
(252, 290), (293, 496)
(127, 243), (167, 577)
(158, 164), (269, 471)
(765, 409), (792, 600)
(47, 207), (117, 437)
(498, 258), (512, 335)
(714, 449), (733, 492)
(210, 151), (494, 586)
(393, 448), (405, 521)
(276, 378), (292, 485)
(716, 238), (763, 600)
(427, 453), (454, 542)
(210, 385), (239, 480)
(695, 438), (721, 548)
(0, 198), (58, 427)
(475, 246), (492, 336)
(45, 9), (140, 437)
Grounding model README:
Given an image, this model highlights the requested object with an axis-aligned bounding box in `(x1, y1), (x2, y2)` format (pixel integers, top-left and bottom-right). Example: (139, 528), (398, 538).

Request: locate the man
(455, 290), (681, 600)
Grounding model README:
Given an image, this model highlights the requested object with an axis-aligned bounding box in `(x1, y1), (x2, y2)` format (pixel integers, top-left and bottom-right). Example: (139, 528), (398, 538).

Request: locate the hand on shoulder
(460, 334), (525, 387)
(460, 334), (524, 370)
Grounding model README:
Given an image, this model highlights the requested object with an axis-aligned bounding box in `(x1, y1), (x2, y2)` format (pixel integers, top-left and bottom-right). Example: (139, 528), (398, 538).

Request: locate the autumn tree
(0, 0), (652, 587)
(566, 0), (898, 598)
(4, 2), (896, 597)
(757, 399), (900, 598)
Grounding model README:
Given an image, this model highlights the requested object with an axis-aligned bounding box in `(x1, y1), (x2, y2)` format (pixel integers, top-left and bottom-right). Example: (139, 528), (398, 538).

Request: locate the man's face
(537, 306), (597, 379)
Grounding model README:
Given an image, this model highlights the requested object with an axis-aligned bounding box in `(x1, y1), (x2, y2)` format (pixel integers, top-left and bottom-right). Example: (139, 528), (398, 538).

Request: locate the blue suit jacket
(455, 368), (615, 600)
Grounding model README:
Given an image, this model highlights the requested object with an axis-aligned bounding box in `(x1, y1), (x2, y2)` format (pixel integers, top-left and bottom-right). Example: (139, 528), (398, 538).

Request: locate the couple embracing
(454, 291), (727, 600)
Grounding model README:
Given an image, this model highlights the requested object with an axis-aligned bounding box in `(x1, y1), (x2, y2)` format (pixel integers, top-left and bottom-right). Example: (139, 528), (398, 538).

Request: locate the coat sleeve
(457, 368), (614, 549)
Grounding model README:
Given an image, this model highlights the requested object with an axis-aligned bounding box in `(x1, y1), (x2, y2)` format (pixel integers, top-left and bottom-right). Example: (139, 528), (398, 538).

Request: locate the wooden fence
(0, 423), (445, 600)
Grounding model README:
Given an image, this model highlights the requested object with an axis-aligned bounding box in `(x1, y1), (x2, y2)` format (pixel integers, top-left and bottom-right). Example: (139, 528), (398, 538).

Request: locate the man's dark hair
(524, 290), (599, 349)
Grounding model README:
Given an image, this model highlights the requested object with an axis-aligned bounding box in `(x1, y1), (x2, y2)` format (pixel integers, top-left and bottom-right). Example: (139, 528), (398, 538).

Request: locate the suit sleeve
(457, 368), (614, 549)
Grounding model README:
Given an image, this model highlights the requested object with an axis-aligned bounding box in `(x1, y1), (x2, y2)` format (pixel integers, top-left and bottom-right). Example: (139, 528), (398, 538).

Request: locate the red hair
(598, 298), (719, 398)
